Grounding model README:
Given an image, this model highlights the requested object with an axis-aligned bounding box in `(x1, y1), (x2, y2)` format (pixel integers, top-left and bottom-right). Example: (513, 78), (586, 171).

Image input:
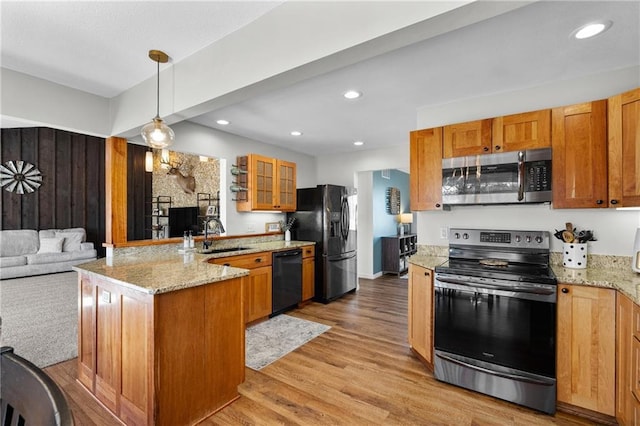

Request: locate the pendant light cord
(155, 59), (160, 119)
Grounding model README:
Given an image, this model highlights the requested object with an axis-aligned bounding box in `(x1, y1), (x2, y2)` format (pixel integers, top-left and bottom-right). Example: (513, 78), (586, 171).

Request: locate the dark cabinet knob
(255, 258), (262, 263)
(435, 203), (441, 208)
(424, 271), (430, 276)
(596, 199), (603, 205)
(495, 145), (501, 151)
(611, 199), (619, 205)
(483, 146), (489, 152)
(561, 288), (569, 294)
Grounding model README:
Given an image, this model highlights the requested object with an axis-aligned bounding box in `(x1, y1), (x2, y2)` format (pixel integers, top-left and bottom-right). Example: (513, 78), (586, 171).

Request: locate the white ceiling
(1, 1), (639, 157)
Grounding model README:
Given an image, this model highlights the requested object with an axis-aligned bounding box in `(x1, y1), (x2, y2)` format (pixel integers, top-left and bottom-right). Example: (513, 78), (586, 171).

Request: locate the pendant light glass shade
(142, 118), (175, 149)
(145, 150), (154, 172)
(141, 50), (174, 149)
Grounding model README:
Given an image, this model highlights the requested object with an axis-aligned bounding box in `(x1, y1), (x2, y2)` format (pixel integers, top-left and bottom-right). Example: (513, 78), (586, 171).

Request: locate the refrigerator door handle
(341, 197), (349, 240)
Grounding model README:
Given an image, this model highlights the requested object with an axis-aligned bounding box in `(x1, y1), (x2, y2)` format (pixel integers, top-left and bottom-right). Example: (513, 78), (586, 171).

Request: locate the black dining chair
(1, 346), (74, 425)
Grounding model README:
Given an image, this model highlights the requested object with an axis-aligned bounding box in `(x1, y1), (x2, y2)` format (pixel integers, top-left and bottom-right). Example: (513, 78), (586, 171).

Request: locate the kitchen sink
(198, 247), (251, 254)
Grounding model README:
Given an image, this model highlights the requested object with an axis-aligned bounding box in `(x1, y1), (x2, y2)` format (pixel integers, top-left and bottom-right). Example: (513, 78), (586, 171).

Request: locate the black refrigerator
(288, 184), (357, 303)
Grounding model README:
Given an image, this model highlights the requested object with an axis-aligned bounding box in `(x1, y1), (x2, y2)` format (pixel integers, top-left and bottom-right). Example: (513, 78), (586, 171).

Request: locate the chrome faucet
(203, 217), (225, 250)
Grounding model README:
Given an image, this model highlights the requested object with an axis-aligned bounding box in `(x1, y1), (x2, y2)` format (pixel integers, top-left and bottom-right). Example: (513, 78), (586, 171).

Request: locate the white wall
(417, 205), (640, 256)
(415, 66), (640, 256)
(315, 146), (409, 187)
(161, 121), (317, 236)
(356, 171), (376, 279)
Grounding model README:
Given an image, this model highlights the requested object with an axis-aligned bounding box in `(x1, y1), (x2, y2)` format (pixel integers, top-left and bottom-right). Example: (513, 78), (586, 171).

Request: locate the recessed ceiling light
(216, 119), (230, 125)
(353, 141), (364, 146)
(343, 90), (362, 100)
(290, 131), (302, 136)
(573, 21), (612, 39)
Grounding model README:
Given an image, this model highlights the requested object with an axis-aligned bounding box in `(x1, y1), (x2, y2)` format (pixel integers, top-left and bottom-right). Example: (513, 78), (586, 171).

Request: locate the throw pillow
(55, 231), (84, 252)
(38, 237), (65, 254)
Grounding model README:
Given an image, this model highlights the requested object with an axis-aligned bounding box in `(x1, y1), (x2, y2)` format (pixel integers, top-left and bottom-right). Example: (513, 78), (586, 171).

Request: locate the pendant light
(141, 50), (175, 149)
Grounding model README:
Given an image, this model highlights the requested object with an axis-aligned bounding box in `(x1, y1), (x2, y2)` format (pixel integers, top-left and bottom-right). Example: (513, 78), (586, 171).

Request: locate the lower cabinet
(407, 263), (433, 368)
(78, 272), (244, 426)
(301, 245), (315, 302)
(557, 284), (616, 417)
(210, 251), (272, 324)
(617, 292), (640, 425)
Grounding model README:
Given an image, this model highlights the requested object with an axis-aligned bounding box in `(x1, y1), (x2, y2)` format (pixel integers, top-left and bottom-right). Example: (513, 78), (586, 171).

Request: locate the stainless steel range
(434, 228), (557, 414)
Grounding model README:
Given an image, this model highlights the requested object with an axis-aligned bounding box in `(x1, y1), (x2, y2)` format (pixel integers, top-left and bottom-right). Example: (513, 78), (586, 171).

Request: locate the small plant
(280, 217), (295, 232)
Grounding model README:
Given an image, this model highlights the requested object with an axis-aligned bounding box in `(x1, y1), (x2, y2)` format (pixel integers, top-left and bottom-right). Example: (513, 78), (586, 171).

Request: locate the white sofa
(0, 228), (97, 280)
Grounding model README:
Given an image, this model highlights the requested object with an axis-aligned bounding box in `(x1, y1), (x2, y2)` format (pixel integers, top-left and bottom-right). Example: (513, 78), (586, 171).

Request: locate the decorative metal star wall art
(0, 160), (43, 194)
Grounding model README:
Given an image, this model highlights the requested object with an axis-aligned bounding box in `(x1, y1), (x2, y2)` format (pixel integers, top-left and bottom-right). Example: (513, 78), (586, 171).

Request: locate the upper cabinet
(410, 128), (443, 211)
(236, 154), (297, 212)
(492, 109), (551, 153)
(608, 88), (640, 208)
(443, 119), (491, 157)
(552, 100), (608, 208)
(442, 110), (551, 158)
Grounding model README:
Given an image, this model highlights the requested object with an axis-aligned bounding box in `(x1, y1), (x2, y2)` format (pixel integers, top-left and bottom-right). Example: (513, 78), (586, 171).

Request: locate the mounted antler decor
(161, 157), (196, 194)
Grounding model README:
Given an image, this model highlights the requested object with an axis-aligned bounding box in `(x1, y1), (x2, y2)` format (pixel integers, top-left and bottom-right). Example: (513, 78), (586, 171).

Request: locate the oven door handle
(436, 353), (555, 386)
(436, 277), (555, 296)
(517, 150), (525, 201)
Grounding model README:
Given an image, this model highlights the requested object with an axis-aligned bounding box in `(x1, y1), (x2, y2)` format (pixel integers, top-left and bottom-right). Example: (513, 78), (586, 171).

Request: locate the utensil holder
(563, 242), (587, 269)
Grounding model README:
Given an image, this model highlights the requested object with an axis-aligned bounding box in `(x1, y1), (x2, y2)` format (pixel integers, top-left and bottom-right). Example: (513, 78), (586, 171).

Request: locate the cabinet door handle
(255, 258), (262, 263)
(611, 199), (619, 205)
(483, 146), (489, 152)
(495, 145), (501, 151)
(435, 203), (441, 208)
(596, 199), (603, 205)
(561, 288), (569, 294)
(424, 271), (430, 276)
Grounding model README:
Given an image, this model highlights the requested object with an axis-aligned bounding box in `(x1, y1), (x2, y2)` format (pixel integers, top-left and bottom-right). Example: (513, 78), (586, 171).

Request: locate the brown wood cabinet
(492, 109), (551, 152)
(617, 292), (639, 425)
(608, 87), (640, 208)
(410, 128), (443, 211)
(557, 284), (615, 416)
(236, 154), (296, 212)
(210, 251), (272, 324)
(77, 272), (244, 426)
(407, 263), (433, 368)
(443, 119), (492, 157)
(551, 100), (608, 208)
(301, 245), (315, 302)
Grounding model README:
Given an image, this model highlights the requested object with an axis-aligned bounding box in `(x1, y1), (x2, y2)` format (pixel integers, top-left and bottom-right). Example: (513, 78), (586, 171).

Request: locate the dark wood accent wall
(127, 144), (153, 240)
(1, 127), (106, 256)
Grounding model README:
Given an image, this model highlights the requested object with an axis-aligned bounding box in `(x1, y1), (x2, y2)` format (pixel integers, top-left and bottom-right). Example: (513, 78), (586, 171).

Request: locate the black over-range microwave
(441, 147), (552, 205)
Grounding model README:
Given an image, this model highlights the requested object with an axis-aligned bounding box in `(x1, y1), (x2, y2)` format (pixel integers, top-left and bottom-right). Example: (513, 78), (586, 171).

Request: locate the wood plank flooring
(45, 275), (595, 425)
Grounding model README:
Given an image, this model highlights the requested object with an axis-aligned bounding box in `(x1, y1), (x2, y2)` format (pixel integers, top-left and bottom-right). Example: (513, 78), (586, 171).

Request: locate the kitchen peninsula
(73, 248), (250, 426)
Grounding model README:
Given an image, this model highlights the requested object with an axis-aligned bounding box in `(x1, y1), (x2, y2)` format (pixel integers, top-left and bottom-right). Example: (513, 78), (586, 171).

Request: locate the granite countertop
(407, 254), (640, 305)
(407, 255), (448, 270)
(74, 240), (315, 295)
(552, 265), (640, 304)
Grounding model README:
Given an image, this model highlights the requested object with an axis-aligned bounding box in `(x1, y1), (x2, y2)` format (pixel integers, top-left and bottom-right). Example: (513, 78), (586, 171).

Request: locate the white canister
(563, 242), (588, 269)
(632, 228), (640, 273)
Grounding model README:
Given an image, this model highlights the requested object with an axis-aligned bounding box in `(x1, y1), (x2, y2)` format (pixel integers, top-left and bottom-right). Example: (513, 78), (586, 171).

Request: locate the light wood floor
(45, 275), (595, 425)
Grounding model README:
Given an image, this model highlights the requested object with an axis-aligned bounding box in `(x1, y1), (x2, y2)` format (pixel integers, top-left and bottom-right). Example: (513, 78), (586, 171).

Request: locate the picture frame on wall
(265, 222), (280, 233)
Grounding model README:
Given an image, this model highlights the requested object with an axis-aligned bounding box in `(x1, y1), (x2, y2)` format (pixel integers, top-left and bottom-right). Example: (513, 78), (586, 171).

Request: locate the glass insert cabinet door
(253, 155), (274, 209)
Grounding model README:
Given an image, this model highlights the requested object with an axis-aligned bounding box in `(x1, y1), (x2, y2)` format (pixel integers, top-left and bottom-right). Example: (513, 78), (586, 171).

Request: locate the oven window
(434, 287), (556, 377)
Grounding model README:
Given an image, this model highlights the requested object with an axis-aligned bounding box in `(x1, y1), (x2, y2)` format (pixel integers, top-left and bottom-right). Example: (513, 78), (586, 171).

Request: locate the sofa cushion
(38, 237), (65, 254)
(0, 230), (39, 257)
(0, 255), (28, 268)
(55, 231), (84, 252)
(25, 252), (75, 265)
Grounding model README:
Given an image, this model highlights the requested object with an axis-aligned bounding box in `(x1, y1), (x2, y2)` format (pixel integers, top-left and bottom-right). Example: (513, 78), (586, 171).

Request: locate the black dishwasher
(271, 249), (302, 316)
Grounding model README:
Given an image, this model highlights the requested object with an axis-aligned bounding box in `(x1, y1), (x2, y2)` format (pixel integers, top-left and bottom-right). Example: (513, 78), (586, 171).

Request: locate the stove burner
(479, 258), (508, 267)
